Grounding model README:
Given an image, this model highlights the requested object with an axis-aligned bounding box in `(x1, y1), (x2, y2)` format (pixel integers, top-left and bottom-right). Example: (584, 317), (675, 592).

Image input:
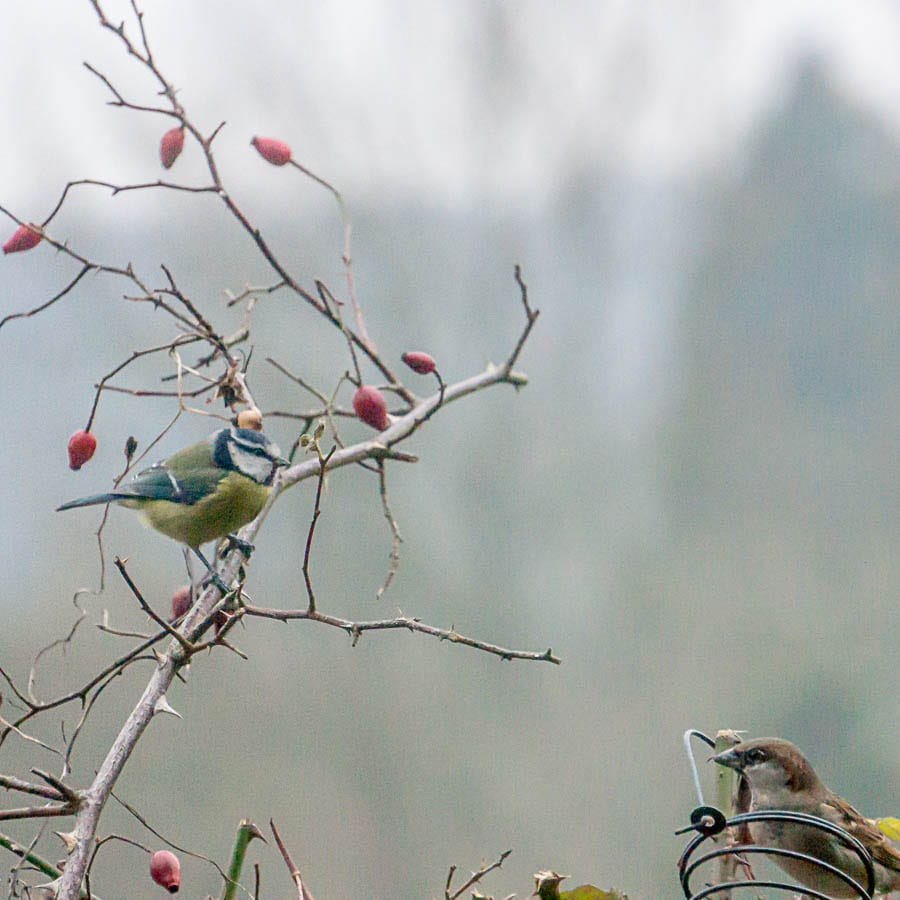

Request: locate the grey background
(1, 2), (898, 896)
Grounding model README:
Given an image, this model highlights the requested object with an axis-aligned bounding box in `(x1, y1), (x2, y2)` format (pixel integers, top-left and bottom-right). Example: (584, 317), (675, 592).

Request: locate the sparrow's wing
(734, 775), (754, 844)
(822, 794), (900, 872)
(122, 462), (226, 505)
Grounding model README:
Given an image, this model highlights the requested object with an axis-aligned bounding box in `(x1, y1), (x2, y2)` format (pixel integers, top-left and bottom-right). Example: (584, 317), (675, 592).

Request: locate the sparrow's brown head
(713, 737), (824, 801)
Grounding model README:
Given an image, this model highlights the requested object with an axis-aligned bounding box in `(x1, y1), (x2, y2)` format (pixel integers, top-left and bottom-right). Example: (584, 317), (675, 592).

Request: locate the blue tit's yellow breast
(136, 471), (271, 548)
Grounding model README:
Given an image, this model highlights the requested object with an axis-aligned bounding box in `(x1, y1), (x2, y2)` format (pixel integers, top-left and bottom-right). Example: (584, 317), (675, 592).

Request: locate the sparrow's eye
(746, 747), (768, 764)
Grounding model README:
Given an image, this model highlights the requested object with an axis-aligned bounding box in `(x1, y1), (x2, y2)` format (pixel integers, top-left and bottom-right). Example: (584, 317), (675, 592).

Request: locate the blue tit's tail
(57, 493), (131, 511)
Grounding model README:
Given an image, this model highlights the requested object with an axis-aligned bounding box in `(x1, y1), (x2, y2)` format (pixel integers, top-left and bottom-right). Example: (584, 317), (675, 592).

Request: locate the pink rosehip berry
(401, 351), (436, 375)
(214, 608), (231, 635)
(3, 223), (42, 255)
(150, 850), (180, 893)
(251, 136), (292, 166)
(67, 430), (97, 471)
(160, 127), (185, 169)
(352, 385), (390, 431)
(169, 586), (192, 622)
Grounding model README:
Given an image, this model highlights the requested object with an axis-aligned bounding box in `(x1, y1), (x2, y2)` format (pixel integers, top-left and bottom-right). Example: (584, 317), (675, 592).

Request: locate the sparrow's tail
(57, 493), (130, 511)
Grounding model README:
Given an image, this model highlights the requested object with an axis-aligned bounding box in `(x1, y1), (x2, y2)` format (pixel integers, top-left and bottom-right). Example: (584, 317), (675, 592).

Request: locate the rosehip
(251, 136), (292, 166)
(150, 849), (180, 893)
(169, 586), (192, 622)
(67, 430), (97, 470)
(352, 385), (390, 431)
(159, 127), (185, 169)
(401, 351), (436, 375)
(214, 608), (231, 635)
(3, 223), (42, 255)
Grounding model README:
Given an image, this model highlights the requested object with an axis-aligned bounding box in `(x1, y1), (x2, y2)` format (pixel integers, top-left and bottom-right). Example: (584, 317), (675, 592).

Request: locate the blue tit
(57, 427), (288, 567)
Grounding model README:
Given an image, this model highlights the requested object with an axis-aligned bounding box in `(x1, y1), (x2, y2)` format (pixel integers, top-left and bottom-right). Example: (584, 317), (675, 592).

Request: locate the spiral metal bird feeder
(677, 730), (875, 899)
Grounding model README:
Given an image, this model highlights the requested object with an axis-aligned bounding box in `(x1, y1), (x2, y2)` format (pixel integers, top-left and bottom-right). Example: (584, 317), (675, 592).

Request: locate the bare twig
(159, 264), (232, 361)
(0, 830), (72, 891)
(0, 629), (174, 751)
(0, 803), (76, 822)
(375, 459), (402, 600)
(32, 770), (80, 804)
(28, 595), (91, 705)
(113, 557), (195, 655)
(0, 775), (67, 803)
(445, 849), (513, 900)
(242, 604), (560, 664)
(0, 264), (95, 329)
(62, 655), (162, 775)
(225, 280), (287, 307)
(110, 789), (232, 881)
(0, 715), (61, 756)
(87, 338), (199, 435)
(507, 264), (540, 370)
(302, 444), (336, 614)
(271, 820), (315, 900)
(288, 159), (367, 350)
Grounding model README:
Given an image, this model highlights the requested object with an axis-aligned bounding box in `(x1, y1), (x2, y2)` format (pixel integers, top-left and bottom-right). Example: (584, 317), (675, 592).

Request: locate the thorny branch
(0, 830), (92, 897)
(1, 1), (545, 897)
(81, 1), (411, 402)
(0, 623), (179, 749)
(241, 604), (560, 664)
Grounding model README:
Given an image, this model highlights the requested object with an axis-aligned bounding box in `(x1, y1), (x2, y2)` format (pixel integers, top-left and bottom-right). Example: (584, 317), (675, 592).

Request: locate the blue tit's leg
(190, 547), (232, 595)
(222, 533), (255, 559)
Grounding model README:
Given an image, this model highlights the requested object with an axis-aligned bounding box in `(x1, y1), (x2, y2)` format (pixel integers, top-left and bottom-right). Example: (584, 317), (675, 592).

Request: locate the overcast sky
(3, 0), (899, 216)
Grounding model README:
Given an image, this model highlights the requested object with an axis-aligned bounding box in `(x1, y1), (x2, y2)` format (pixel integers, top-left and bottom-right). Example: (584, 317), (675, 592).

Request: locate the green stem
(221, 819), (264, 900)
(0, 831), (95, 899)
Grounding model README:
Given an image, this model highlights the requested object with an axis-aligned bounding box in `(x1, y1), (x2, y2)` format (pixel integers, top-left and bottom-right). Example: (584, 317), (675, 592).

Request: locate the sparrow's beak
(711, 748), (741, 770)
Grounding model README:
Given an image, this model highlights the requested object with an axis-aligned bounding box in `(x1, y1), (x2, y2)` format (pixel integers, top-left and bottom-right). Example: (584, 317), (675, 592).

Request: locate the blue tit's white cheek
(223, 430), (282, 485)
(232, 451), (277, 485)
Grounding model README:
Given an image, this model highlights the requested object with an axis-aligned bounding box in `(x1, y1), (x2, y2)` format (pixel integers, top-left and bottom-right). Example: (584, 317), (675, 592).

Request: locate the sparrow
(713, 737), (900, 898)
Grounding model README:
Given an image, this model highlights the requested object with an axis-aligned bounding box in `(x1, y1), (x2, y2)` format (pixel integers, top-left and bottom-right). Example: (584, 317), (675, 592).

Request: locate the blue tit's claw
(190, 547), (231, 595)
(203, 571), (231, 595)
(224, 533), (255, 559)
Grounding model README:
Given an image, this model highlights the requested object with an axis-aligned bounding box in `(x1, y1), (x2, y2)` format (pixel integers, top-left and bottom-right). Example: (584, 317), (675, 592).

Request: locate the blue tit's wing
(122, 462), (227, 505)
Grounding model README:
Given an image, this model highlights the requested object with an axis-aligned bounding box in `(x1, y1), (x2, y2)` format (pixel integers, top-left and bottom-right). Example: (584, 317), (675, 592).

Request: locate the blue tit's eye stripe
(237, 442), (269, 456)
(231, 429), (281, 460)
(232, 431), (272, 452)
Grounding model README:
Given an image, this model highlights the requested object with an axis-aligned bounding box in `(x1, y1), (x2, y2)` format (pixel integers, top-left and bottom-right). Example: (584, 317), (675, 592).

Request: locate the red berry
(169, 586), (192, 622)
(401, 351), (436, 375)
(172, 585), (228, 632)
(214, 608), (231, 635)
(352, 385), (390, 431)
(150, 850), (180, 893)
(67, 430), (97, 471)
(160, 127), (185, 169)
(251, 136), (292, 166)
(3, 223), (42, 255)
